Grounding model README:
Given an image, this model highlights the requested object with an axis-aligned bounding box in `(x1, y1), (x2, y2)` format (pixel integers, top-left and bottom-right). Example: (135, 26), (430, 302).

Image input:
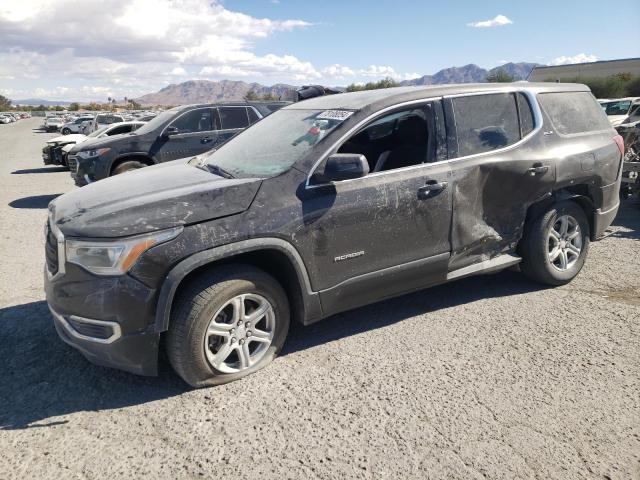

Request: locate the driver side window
(337, 105), (435, 173)
(170, 108), (215, 134)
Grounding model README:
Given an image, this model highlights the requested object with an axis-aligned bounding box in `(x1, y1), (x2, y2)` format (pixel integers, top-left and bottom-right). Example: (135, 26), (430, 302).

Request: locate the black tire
(166, 265), (290, 388)
(519, 200), (590, 286)
(61, 128), (71, 135)
(111, 160), (147, 176)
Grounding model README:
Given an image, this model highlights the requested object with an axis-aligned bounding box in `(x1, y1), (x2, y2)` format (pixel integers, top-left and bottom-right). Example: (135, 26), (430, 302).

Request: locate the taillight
(613, 134), (625, 156)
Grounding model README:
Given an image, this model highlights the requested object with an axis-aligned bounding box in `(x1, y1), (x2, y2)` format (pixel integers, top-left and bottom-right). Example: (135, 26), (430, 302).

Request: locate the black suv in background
(45, 83), (622, 387)
(68, 101), (289, 185)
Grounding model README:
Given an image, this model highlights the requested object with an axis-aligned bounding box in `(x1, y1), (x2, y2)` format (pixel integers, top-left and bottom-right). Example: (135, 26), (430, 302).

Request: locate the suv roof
(169, 101), (291, 112)
(285, 82), (591, 111)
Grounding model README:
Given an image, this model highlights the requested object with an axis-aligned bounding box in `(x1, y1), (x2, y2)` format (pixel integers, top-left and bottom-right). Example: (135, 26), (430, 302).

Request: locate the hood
(62, 141), (83, 153)
(48, 133), (86, 145)
(69, 133), (128, 153)
(50, 160), (262, 238)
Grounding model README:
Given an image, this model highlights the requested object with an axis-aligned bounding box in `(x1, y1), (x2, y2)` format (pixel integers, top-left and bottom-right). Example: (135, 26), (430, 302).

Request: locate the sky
(0, 0), (638, 102)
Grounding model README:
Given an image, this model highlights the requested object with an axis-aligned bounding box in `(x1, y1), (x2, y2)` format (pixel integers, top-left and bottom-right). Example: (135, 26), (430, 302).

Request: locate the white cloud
(467, 14), (513, 28)
(321, 64), (356, 79)
(170, 67), (187, 76)
(0, 0), (418, 100)
(549, 53), (598, 66)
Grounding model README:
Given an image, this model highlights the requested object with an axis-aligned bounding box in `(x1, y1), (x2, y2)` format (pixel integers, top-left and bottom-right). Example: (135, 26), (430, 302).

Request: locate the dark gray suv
(68, 101), (289, 185)
(45, 83), (622, 387)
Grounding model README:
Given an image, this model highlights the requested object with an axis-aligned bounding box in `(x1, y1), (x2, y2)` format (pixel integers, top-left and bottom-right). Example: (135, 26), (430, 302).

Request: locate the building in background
(528, 58), (640, 82)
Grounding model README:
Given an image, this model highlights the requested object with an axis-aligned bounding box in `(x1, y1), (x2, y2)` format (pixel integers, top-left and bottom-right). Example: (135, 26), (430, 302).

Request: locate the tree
(244, 90), (259, 101)
(486, 69), (515, 83)
(0, 94), (12, 110)
(346, 77), (399, 92)
(69, 102), (80, 111)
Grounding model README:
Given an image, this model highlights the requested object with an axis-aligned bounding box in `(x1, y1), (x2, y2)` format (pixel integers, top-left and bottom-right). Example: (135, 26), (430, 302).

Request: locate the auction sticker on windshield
(317, 110), (354, 121)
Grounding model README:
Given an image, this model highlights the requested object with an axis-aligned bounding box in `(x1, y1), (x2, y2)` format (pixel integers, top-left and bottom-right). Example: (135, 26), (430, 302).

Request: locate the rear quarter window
(538, 92), (611, 135)
(452, 93), (521, 157)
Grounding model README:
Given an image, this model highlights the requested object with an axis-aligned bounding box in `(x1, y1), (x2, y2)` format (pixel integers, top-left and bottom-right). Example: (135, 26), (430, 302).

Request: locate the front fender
(153, 238), (322, 332)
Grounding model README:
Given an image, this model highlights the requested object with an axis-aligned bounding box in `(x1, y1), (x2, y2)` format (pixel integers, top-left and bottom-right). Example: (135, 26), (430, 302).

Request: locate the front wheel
(61, 128), (71, 135)
(519, 201), (590, 286)
(166, 265), (290, 387)
(111, 160), (147, 176)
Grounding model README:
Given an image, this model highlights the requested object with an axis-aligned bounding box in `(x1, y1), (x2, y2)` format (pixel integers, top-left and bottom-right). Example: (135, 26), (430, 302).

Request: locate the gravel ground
(0, 118), (639, 479)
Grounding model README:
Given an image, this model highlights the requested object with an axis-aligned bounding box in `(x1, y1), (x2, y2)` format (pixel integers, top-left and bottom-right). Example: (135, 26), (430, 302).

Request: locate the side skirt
(446, 254), (521, 281)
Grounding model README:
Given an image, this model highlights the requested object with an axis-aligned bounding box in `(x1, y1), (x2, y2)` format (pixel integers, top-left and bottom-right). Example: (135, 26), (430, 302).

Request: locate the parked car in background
(45, 83), (622, 386)
(90, 113), (125, 133)
(598, 97), (640, 125)
(68, 101), (288, 185)
(44, 116), (64, 132)
(61, 116), (95, 135)
(64, 121), (145, 169)
(44, 121), (146, 167)
(0, 114), (12, 124)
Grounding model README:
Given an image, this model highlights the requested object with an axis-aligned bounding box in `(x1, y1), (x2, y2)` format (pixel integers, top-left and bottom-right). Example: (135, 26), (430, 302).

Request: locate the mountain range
(135, 62), (541, 105)
(11, 62), (542, 106)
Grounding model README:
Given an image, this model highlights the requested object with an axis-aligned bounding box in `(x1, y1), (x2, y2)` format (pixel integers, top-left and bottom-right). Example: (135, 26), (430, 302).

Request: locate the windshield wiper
(205, 163), (235, 179)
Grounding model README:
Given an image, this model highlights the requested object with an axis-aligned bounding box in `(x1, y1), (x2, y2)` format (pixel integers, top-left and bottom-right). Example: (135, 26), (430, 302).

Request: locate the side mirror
(319, 153), (369, 183)
(162, 126), (179, 138)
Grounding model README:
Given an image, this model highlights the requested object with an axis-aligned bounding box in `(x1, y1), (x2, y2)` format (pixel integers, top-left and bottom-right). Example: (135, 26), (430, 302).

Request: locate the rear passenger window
(516, 93), (535, 137)
(107, 125), (129, 135)
(453, 93), (520, 157)
(219, 107), (249, 129)
(538, 92), (611, 135)
(247, 107), (260, 125)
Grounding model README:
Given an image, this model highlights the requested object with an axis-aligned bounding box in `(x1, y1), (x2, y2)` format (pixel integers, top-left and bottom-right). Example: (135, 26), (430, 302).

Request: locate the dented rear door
(444, 92), (556, 271)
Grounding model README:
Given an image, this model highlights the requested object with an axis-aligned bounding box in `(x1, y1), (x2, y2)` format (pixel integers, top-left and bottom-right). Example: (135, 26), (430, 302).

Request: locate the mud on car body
(45, 83), (622, 387)
(67, 101), (289, 187)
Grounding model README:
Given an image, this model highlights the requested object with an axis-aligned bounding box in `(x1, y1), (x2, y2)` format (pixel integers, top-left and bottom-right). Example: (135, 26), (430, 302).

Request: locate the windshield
(203, 108), (352, 177)
(134, 109), (179, 135)
(600, 100), (632, 116)
(88, 126), (108, 137)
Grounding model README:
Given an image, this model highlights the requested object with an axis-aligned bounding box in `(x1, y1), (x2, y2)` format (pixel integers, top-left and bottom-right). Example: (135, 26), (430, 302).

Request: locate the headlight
(78, 147), (111, 159)
(65, 226), (183, 275)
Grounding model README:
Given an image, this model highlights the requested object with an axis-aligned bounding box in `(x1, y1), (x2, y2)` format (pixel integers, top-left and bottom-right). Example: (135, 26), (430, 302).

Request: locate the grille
(67, 318), (113, 340)
(52, 146), (63, 165)
(45, 221), (59, 276)
(67, 155), (78, 174)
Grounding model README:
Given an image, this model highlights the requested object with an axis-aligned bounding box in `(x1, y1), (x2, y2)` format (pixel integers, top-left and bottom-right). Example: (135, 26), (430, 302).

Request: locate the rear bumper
(593, 202), (619, 239)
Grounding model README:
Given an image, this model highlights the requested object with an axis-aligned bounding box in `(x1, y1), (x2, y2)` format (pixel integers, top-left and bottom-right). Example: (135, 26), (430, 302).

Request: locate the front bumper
(43, 145), (66, 166)
(71, 155), (110, 186)
(44, 236), (161, 376)
(48, 304), (160, 376)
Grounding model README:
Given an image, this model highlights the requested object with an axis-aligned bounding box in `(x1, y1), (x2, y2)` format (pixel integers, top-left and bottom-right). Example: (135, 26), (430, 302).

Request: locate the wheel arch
(154, 238), (323, 333)
(109, 154), (156, 176)
(524, 185), (597, 240)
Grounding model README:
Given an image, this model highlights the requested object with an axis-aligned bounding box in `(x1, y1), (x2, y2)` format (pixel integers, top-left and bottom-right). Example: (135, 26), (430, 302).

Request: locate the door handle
(527, 165), (549, 176)
(202, 136), (215, 144)
(417, 180), (448, 200)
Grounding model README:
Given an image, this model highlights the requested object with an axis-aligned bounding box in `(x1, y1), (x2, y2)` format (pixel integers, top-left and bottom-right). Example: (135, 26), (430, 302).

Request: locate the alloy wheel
(203, 293), (275, 373)
(547, 214), (582, 271)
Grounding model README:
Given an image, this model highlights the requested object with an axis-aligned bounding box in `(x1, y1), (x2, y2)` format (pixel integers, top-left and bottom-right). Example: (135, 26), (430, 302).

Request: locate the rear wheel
(111, 160), (147, 176)
(166, 265), (290, 387)
(519, 200), (590, 285)
(61, 128), (71, 135)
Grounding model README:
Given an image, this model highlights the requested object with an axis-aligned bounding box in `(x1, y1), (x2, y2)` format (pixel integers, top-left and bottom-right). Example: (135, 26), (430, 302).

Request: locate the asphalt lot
(0, 117), (639, 479)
